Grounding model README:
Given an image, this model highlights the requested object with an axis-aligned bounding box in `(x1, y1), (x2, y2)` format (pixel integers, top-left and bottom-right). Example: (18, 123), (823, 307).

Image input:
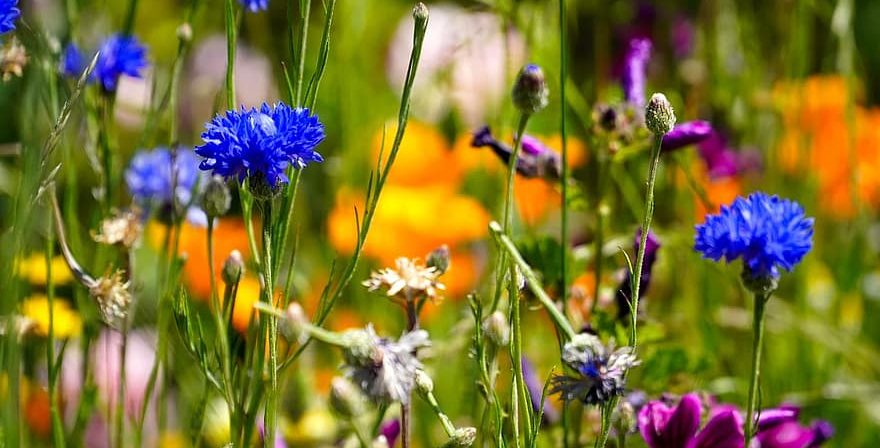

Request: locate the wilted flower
(89, 270), (133, 328)
(550, 333), (639, 405)
(0, 37), (26, 80)
(0, 0), (20, 34)
(695, 192), (814, 284)
(195, 102), (324, 193)
(621, 38), (652, 111)
(61, 34), (149, 92)
(639, 393), (744, 448)
(125, 147), (206, 225)
(512, 64), (549, 115)
(471, 126), (561, 179)
(661, 120), (714, 152)
(239, 0), (268, 12)
(341, 324), (430, 404)
(363, 257), (445, 303)
(92, 209), (143, 249)
(616, 230), (661, 320)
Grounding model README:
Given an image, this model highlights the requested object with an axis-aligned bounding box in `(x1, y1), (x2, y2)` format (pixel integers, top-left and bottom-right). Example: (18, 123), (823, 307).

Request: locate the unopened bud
(221, 250), (244, 285)
(426, 245), (451, 275)
(329, 377), (364, 418)
(512, 64), (549, 114)
(613, 401), (637, 434)
(414, 369), (434, 395)
(176, 23), (193, 43)
(443, 427), (477, 447)
(281, 302), (308, 343)
(412, 2), (429, 23)
(645, 93), (676, 135)
(482, 311), (509, 346)
(203, 176), (231, 218)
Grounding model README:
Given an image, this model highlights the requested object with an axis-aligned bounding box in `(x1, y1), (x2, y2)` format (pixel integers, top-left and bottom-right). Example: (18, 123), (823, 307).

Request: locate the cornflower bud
(414, 369), (434, 395)
(412, 2), (429, 23)
(426, 245), (451, 275)
(281, 302), (308, 343)
(645, 93), (676, 135)
(329, 377), (365, 418)
(512, 64), (549, 114)
(443, 427), (477, 447)
(221, 250), (245, 285)
(482, 311), (510, 346)
(203, 176), (231, 218)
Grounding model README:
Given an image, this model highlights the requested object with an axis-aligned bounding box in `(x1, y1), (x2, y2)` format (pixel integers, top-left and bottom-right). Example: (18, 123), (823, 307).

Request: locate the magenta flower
(639, 393), (744, 448)
(756, 405), (833, 448)
(621, 38), (652, 110)
(661, 121), (714, 152)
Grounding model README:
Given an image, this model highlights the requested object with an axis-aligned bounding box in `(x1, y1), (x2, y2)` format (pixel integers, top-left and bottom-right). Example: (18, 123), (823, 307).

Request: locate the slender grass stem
(294, 0), (311, 106)
(224, 0), (237, 110)
(744, 293), (769, 444)
(261, 202), (280, 448)
(559, 0), (570, 306)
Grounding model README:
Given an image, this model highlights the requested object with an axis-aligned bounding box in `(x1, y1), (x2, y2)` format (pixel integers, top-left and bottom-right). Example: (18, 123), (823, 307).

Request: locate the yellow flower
(17, 254), (74, 286)
(22, 295), (82, 339)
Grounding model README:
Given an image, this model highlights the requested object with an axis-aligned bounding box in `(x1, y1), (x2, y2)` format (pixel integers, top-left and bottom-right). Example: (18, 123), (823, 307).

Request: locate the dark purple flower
(621, 38), (652, 110)
(661, 121), (714, 152)
(638, 393), (744, 448)
(616, 230), (661, 320)
(521, 357), (559, 425)
(756, 405), (833, 448)
(471, 126), (561, 179)
(380, 419), (401, 447)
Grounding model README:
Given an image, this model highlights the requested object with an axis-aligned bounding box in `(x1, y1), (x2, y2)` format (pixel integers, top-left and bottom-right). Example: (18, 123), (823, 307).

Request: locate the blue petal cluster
(125, 148), (206, 225)
(0, 0), (20, 34)
(195, 103), (325, 188)
(695, 192), (814, 279)
(60, 34), (149, 92)
(239, 0), (269, 12)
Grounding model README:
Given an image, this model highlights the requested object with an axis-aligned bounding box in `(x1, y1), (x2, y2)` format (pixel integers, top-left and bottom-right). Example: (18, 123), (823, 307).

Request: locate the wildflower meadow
(2, 0), (879, 446)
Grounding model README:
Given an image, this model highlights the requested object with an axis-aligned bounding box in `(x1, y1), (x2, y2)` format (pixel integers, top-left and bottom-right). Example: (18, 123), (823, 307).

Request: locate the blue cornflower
(195, 102), (325, 191)
(695, 192), (814, 280)
(239, 0), (269, 12)
(125, 148), (207, 225)
(60, 34), (149, 92)
(550, 334), (639, 405)
(0, 0), (20, 34)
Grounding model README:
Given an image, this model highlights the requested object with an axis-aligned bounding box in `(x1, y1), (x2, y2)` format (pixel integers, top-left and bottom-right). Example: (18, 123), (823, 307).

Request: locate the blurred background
(2, 0), (880, 446)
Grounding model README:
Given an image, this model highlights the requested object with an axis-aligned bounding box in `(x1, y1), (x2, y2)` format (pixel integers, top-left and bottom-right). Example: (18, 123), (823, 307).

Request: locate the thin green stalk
(294, 0), (311, 106)
(744, 293), (769, 443)
(261, 202), (280, 448)
(559, 0), (570, 305)
(304, 0), (337, 109)
(207, 219), (236, 419)
(46, 233), (65, 448)
(224, 0), (237, 110)
(510, 271), (533, 446)
(628, 134), (664, 348)
(122, 0), (140, 36)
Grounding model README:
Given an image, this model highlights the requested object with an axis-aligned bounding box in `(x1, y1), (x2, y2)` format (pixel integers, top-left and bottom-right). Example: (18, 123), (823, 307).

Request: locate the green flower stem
(206, 219), (237, 435)
(224, 0), (237, 110)
(261, 202), (280, 448)
(292, 0), (311, 106)
(421, 387), (457, 437)
(489, 221), (576, 341)
(304, 0), (337, 109)
(559, 0), (570, 306)
(744, 292), (769, 443)
(253, 302), (347, 347)
(122, 0), (140, 36)
(628, 133), (664, 348)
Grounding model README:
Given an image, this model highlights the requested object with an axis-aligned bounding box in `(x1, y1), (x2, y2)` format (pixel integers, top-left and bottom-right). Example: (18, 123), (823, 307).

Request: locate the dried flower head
(89, 270), (133, 328)
(551, 333), (640, 405)
(92, 209), (142, 248)
(341, 324), (430, 404)
(363, 257), (445, 303)
(1, 37), (26, 81)
(444, 427), (477, 447)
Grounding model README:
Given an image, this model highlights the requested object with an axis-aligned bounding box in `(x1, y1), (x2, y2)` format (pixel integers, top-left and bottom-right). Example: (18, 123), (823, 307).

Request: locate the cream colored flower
(0, 37), (27, 81)
(363, 257), (445, 301)
(89, 270), (132, 328)
(93, 209), (142, 248)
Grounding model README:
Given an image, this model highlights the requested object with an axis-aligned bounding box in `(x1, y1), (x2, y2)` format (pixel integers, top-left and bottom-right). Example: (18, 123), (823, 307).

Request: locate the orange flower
(372, 121), (463, 187)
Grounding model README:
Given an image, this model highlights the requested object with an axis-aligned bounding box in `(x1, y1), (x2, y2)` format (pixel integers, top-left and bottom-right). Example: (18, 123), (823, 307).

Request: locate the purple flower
(0, 0), (20, 34)
(756, 405), (833, 448)
(621, 38), (652, 110)
(471, 126), (561, 179)
(661, 121), (714, 152)
(616, 230), (661, 320)
(521, 357), (559, 425)
(60, 34), (149, 92)
(550, 334), (639, 405)
(379, 419), (401, 447)
(695, 192), (814, 280)
(196, 102), (324, 191)
(639, 393), (744, 448)
(239, 0), (268, 12)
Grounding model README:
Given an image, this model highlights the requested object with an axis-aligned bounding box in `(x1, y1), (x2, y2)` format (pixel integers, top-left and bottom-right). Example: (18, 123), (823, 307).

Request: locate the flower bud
(645, 93), (676, 135)
(443, 427), (477, 447)
(281, 302), (308, 343)
(221, 250), (245, 285)
(613, 401), (637, 434)
(414, 369), (434, 395)
(412, 2), (429, 23)
(426, 245), (451, 275)
(176, 23), (193, 43)
(329, 377), (364, 418)
(512, 64), (549, 114)
(482, 311), (510, 346)
(203, 176), (231, 218)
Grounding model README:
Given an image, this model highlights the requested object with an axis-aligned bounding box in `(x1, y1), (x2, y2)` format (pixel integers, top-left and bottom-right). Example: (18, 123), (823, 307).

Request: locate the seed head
(89, 270), (133, 328)
(93, 209), (142, 249)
